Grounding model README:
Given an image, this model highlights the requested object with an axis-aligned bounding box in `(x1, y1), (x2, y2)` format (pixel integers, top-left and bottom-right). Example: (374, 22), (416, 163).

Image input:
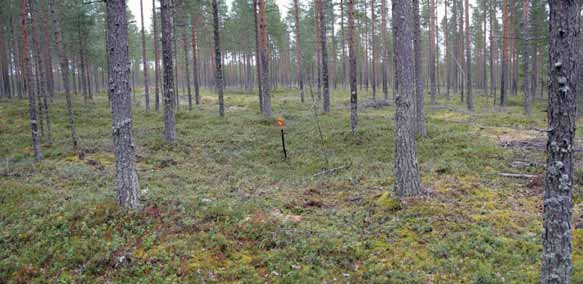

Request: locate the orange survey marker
(276, 116), (286, 129)
(276, 116), (287, 159)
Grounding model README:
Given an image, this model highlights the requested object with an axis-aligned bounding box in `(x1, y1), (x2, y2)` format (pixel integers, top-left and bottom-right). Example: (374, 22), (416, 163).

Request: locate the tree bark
(258, 0), (271, 117)
(161, 0), (177, 142)
(464, 0), (472, 111)
(381, 0), (388, 100)
(429, 0), (437, 105)
(140, 0), (150, 112)
(318, 0), (330, 113)
(253, 0), (263, 113)
(393, 0), (421, 197)
(522, 0), (532, 116)
(370, 0), (376, 101)
(21, 0), (41, 162)
(500, 0), (509, 106)
(542, 1), (578, 282)
(348, 0), (357, 135)
(153, 0), (161, 111)
(191, 16), (200, 105)
(106, 0), (140, 209)
(413, 0), (426, 136)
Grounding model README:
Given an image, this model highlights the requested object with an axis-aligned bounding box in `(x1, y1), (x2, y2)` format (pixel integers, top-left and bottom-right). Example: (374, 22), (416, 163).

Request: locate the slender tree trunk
(381, 0), (388, 100)
(392, 1), (398, 101)
(464, 0), (472, 110)
(371, 0), (376, 101)
(161, 0), (176, 142)
(258, 0), (271, 117)
(542, 1), (577, 282)
(30, 0), (52, 145)
(445, 0), (450, 100)
(341, 0), (347, 87)
(413, 0), (426, 136)
(106, 0), (140, 209)
(21, 0), (41, 161)
(191, 16), (200, 105)
(393, 0), (421, 196)
(349, 0), (357, 135)
(500, 0), (509, 106)
(430, 0), (437, 105)
(490, 0), (496, 101)
(253, 0), (263, 113)
(522, 0), (532, 115)
(212, 0), (225, 116)
(293, 0), (304, 103)
(139, 0), (150, 112)
(318, 0), (330, 113)
(153, 0), (161, 111)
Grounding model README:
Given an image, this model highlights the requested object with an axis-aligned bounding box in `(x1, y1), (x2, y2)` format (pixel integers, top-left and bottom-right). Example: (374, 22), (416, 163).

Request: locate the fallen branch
(313, 165), (351, 177)
(499, 173), (537, 179)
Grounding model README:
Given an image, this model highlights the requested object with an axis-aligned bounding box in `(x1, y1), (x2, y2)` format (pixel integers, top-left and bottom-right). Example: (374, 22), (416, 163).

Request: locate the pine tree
(106, 0), (140, 209)
(161, 0), (177, 142)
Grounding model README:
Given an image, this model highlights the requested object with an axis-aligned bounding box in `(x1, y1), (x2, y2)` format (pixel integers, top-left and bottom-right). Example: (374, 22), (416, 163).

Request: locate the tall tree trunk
(429, 0), (437, 105)
(370, 0), (376, 100)
(340, 0), (347, 87)
(293, 0), (305, 103)
(445, 0), (450, 100)
(106, 0), (140, 209)
(153, 0), (161, 111)
(522, 0), (532, 115)
(500, 0), (509, 106)
(253, 0), (263, 113)
(464, 0), (472, 110)
(212, 0), (225, 116)
(21, 0), (41, 161)
(140, 0), (150, 112)
(161, 0), (177, 142)
(490, 0), (496, 101)
(318, 0), (330, 113)
(191, 16), (200, 105)
(349, 0), (357, 134)
(30, 0), (52, 145)
(176, 0), (192, 111)
(393, 0), (421, 196)
(413, 0), (426, 136)
(49, 0), (78, 147)
(391, 1), (398, 101)
(542, 0), (577, 282)
(381, 0), (388, 100)
(258, 0), (271, 117)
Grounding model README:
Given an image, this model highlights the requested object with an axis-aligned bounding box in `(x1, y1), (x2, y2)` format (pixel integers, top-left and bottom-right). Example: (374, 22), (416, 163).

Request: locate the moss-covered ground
(1, 89), (582, 283)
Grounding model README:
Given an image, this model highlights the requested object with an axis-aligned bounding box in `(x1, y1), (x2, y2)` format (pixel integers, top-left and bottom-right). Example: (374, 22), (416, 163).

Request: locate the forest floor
(1, 88), (582, 283)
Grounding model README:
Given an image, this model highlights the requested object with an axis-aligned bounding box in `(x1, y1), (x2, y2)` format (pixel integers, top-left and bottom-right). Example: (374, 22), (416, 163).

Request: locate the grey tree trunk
(370, 0), (376, 101)
(522, 0), (532, 116)
(393, 0), (421, 197)
(177, 0), (192, 111)
(318, 0), (330, 113)
(29, 0), (52, 145)
(212, 0), (225, 117)
(49, 0), (78, 148)
(253, 0), (263, 113)
(140, 0), (150, 112)
(161, 0), (177, 142)
(541, 0), (578, 282)
(258, 0), (271, 117)
(191, 16), (200, 105)
(348, 0), (357, 135)
(464, 0), (472, 111)
(381, 0), (388, 100)
(429, 0), (437, 105)
(293, 0), (305, 103)
(21, 0), (41, 162)
(106, 0), (140, 209)
(412, 0), (426, 136)
(153, 0), (161, 111)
